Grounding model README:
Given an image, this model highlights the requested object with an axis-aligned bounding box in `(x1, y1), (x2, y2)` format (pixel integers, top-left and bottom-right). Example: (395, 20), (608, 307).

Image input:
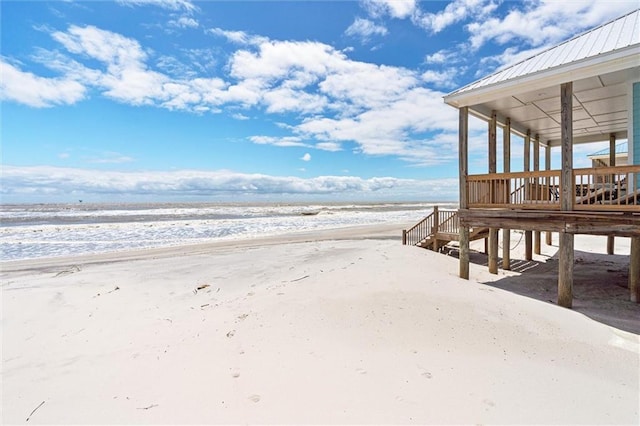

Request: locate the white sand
(2, 224), (639, 424)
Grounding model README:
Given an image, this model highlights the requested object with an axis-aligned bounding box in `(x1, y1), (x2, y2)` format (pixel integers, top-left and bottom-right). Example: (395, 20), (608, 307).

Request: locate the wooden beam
(524, 130), (532, 261)
(459, 107), (469, 280)
(458, 209), (640, 236)
(488, 111), (498, 274)
(502, 117), (511, 270)
(608, 133), (616, 255)
(559, 82), (574, 308)
(631, 237), (639, 303)
(534, 134), (541, 255)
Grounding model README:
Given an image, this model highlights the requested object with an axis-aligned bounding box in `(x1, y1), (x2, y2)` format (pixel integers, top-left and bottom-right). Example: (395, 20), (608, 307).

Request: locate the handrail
(403, 207), (459, 246)
(466, 165), (639, 211)
(403, 211), (434, 246)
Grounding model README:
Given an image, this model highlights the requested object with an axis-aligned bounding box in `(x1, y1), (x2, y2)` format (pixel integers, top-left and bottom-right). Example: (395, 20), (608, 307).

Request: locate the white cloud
(168, 16), (199, 28)
(424, 49), (459, 65)
(467, 0), (638, 49)
(413, 0), (497, 34)
(232, 113), (250, 120)
(345, 18), (388, 42)
(207, 28), (267, 46)
(0, 60), (86, 107)
(421, 69), (459, 89)
(250, 136), (310, 148)
(5, 24), (463, 166)
(362, 0), (417, 19)
(0, 165), (459, 200)
(301, 153), (311, 162)
(116, 0), (196, 13)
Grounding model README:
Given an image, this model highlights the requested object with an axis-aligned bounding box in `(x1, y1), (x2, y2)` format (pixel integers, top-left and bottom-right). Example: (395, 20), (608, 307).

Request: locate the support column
(607, 133), (616, 255)
(524, 130), (533, 261)
(558, 82), (574, 308)
(533, 134), (541, 255)
(545, 144), (553, 245)
(631, 237), (639, 303)
(459, 107), (469, 280)
(502, 118), (511, 270)
(488, 111), (498, 274)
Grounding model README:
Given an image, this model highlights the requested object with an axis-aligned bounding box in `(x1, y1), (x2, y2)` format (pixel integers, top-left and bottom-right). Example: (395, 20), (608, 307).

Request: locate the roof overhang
(444, 45), (639, 147)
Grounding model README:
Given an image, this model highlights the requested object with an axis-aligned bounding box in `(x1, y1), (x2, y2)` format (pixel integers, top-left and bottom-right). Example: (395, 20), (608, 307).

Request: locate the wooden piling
(630, 237), (639, 303)
(558, 82), (574, 308)
(502, 118), (511, 270)
(458, 107), (469, 280)
(558, 232), (574, 308)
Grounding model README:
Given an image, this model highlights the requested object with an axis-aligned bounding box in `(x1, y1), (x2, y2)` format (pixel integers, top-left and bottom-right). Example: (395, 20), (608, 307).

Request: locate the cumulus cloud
(0, 60), (86, 107)
(345, 18), (388, 42)
(467, 0), (638, 49)
(301, 153), (311, 162)
(0, 165), (459, 200)
(362, 0), (417, 19)
(413, 0), (497, 34)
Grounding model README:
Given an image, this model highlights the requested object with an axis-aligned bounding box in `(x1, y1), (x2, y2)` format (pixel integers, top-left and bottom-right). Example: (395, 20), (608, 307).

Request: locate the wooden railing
(402, 207), (459, 246)
(466, 165), (639, 211)
(573, 165), (639, 210)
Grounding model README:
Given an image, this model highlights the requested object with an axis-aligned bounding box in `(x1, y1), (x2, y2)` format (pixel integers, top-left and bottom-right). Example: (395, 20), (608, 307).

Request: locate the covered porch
(443, 10), (640, 307)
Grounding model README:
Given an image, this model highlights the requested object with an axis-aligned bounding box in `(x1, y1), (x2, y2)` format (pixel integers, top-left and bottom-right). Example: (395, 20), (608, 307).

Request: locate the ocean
(0, 201), (452, 261)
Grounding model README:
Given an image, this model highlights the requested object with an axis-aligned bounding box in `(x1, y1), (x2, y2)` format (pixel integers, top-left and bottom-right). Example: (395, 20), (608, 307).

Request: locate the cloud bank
(1, 166), (458, 202)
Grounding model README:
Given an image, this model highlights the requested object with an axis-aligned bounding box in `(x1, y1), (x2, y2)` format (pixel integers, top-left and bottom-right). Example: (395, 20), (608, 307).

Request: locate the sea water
(0, 202), (454, 261)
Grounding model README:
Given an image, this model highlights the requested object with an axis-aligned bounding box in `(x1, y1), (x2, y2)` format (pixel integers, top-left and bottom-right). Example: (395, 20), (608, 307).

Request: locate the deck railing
(466, 165), (639, 211)
(402, 207), (459, 246)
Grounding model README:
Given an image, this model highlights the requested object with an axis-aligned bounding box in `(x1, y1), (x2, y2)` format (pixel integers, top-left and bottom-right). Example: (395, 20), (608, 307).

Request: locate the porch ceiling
(465, 66), (639, 147)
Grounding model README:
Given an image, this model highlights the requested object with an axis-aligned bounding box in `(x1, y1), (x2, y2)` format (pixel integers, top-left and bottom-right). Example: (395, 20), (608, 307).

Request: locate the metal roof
(443, 9), (640, 147)
(588, 141), (628, 157)
(448, 9), (639, 97)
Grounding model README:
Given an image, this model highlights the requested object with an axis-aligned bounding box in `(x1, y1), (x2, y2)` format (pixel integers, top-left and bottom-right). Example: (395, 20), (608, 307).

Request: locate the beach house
(406, 9), (640, 307)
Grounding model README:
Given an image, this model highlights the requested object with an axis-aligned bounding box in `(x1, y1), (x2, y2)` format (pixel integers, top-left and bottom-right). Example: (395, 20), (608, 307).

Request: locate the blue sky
(1, 0), (637, 203)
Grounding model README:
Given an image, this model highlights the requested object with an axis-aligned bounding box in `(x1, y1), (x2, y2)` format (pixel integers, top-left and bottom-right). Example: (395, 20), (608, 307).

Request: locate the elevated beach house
(443, 10), (639, 307)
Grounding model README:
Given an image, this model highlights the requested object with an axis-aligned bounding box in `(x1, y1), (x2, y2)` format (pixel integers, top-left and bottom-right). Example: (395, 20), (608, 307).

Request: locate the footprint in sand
(248, 394), (261, 403)
(421, 371), (432, 379)
(356, 368), (367, 375)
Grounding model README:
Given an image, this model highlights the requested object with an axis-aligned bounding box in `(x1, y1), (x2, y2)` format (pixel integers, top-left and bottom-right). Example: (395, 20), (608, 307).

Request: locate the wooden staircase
(402, 207), (489, 252)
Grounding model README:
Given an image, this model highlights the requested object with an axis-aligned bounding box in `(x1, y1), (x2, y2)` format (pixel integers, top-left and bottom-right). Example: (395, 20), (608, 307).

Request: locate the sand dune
(2, 224), (638, 424)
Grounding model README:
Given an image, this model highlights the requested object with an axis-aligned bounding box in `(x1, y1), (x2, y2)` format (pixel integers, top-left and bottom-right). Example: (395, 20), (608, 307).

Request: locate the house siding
(634, 82), (640, 187)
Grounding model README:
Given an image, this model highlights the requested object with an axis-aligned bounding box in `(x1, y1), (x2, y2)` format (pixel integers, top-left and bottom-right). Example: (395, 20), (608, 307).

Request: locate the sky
(1, 0), (637, 203)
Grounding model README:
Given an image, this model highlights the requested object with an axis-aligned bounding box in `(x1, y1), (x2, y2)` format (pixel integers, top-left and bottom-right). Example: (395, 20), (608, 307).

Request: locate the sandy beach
(2, 223), (639, 424)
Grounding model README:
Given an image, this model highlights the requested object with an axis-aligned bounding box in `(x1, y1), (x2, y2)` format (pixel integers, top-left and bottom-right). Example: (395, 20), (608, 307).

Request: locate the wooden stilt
(545, 144), (552, 246)
(487, 111), (498, 274)
(525, 231), (533, 261)
(631, 237), (639, 303)
(607, 134), (616, 255)
(502, 229), (511, 270)
(524, 130), (532, 260)
(558, 82), (574, 308)
(458, 106), (469, 280)
(502, 117), (511, 270)
(489, 228), (498, 274)
(460, 226), (470, 280)
(558, 232), (574, 308)
(533, 134), (541, 255)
